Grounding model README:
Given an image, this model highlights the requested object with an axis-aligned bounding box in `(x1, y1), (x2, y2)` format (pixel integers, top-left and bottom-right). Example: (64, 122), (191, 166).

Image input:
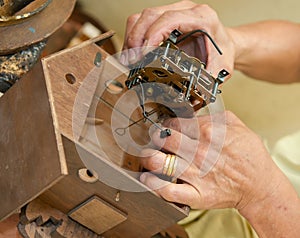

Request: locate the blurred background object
(43, 2), (116, 56)
(0, 1), (116, 94)
(0, 0), (76, 93)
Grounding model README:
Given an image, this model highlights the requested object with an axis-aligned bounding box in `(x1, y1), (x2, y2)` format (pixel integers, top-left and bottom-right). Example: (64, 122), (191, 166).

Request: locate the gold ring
(162, 154), (178, 177)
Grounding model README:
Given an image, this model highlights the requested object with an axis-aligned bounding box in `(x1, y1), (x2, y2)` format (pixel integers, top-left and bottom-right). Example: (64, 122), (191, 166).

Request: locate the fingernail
(139, 173), (147, 183)
(128, 48), (136, 64)
(119, 53), (126, 65)
(120, 50), (130, 65)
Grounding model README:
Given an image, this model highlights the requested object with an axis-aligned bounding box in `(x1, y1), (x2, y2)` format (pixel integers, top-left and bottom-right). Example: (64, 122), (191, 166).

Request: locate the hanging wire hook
(175, 29), (223, 55)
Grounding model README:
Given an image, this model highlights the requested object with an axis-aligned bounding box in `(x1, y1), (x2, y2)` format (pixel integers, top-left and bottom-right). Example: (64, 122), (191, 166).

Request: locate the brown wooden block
(69, 196), (127, 235)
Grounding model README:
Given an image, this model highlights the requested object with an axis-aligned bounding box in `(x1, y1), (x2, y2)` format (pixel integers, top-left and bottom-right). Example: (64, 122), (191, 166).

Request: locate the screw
(146, 87), (154, 96)
(94, 52), (102, 67)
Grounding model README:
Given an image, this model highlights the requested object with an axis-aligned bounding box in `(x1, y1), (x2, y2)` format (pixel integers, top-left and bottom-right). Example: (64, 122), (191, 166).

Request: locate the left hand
(122, 0), (235, 78)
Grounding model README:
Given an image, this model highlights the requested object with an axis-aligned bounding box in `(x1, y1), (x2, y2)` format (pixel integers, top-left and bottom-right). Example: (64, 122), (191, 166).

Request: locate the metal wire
(175, 29), (223, 55)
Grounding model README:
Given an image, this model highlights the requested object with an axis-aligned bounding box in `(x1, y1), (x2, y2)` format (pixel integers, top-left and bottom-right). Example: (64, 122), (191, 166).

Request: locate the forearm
(240, 174), (300, 238)
(227, 20), (300, 83)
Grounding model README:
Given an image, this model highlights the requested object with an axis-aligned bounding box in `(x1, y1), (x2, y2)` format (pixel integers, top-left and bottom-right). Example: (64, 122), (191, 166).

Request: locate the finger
(163, 113), (227, 140)
(151, 128), (199, 162)
(123, 13), (141, 50)
(140, 172), (200, 208)
(120, 13), (141, 65)
(142, 4), (216, 48)
(163, 117), (201, 139)
(126, 9), (161, 49)
(127, 1), (196, 49)
(144, 10), (201, 47)
(151, 125), (226, 175)
(141, 149), (206, 184)
(142, 4), (232, 79)
(140, 149), (194, 182)
(122, 10), (159, 65)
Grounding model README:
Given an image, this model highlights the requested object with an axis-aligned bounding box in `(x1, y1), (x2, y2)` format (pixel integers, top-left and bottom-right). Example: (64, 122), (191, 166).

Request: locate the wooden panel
(0, 62), (66, 221)
(69, 196), (127, 234)
(41, 31), (142, 169)
(42, 31), (115, 141)
(38, 35), (188, 237)
(40, 136), (188, 238)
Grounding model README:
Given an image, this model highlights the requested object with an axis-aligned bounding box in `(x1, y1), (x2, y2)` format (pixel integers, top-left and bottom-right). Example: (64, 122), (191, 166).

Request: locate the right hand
(139, 111), (300, 237)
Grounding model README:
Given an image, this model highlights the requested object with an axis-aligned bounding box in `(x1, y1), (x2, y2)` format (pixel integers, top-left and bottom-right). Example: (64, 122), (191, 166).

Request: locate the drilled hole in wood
(78, 168), (98, 183)
(86, 169), (93, 177)
(65, 73), (76, 84)
(105, 80), (123, 94)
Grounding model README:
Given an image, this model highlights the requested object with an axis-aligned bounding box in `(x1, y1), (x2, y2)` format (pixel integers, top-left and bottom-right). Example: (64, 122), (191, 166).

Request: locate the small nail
(86, 117), (104, 125)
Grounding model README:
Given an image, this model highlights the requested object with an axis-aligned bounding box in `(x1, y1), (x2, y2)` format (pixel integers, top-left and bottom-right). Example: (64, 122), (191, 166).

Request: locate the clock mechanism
(125, 29), (229, 137)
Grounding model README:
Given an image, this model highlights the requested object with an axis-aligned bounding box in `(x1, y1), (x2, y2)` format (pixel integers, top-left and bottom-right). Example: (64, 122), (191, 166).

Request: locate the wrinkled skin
(139, 111), (284, 211)
(139, 111), (300, 238)
(122, 0), (235, 78)
(123, 1), (300, 237)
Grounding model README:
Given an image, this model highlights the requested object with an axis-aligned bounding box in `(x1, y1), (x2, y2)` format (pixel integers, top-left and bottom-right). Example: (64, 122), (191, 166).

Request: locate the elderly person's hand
(122, 0), (235, 78)
(139, 111), (300, 238)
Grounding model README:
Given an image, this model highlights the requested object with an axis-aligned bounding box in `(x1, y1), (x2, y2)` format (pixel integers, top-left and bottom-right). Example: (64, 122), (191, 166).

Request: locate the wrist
(239, 174), (300, 237)
(226, 27), (250, 71)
